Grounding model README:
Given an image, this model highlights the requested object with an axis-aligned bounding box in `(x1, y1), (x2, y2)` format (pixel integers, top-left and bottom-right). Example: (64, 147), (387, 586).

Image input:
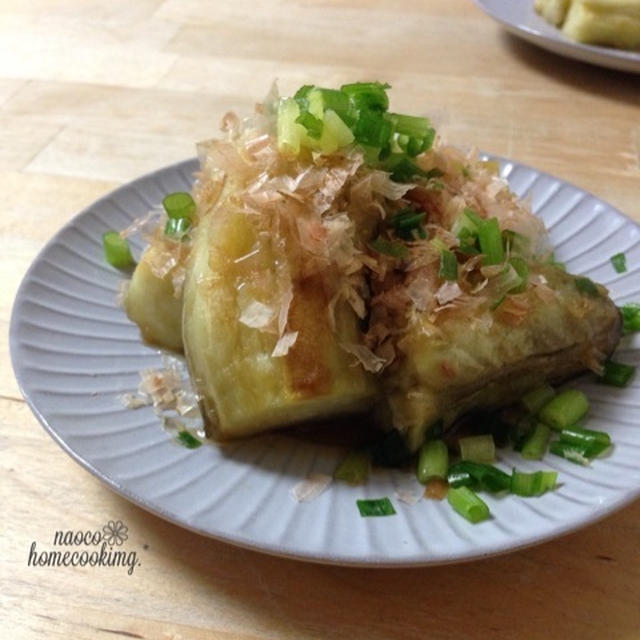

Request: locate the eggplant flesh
(388, 265), (622, 451)
(124, 245), (183, 352)
(182, 210), (377, 440)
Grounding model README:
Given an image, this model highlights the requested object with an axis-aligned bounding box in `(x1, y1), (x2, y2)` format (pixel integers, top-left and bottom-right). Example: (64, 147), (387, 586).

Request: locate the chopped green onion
(461, 207), (484, 230)
(439, 249), (458, 281)
(458, 235), (481, 256)
(386, 112), (434, 139)
(430, 237), (448, 252)
(495, 263), (524, 298)
(610, 252), (627, 273)
(390, 208), (427, 240)
(447, 486), (490, 523)
(490, 295), (506, 311)
(458, 434), (496, 464)
(558, 426), (611, 458)
(511, 470), (557, 497)
(447, 468), (474, 489)
(307, 88), (324, 119)
(308, 87), (353, 123)
(334, 450), (370, 485)
(317, 109), (355, 153)
(176, 430), (202, 449)
(547, 253), (566, 270)
(422, 168), (445, 180)
(575, 276), (599, 297)
(478, 217), (505, 265)
(293, 84), (314, 107)
(521, 384), (556, 415)
(370, 237), (408, 259)
(102, 231), (135, 269)
(381, 155), (416, 182)
(340, 81), (390, 112)
(353, 110), (392, 147)
(359, 143), (382, 165)
(508, 256), (529, 293)
(520, 423), (551, 460)
(295, 110), (323, 139)
(417, 439), (449, 484)
(357, 497), (396, 517)
(165, 217), (191, 238)
(598, 360), (636, 388)
(384, 114), (435, 156)
(162, 191), (196, 220)
(461, 166), (471, 178)
(447, 462), (511, 493)
(453, 208), (481, 241)
(620, 303), (640, 333)
(404, 135), (430, 157)
(502, 230), (530, 257)
(282, 83), (442, 182)
(380, 154), (438, 183)
(538, 389), (589, 431)
(549, 440), (591, 465)
(277, 97), (302, 157)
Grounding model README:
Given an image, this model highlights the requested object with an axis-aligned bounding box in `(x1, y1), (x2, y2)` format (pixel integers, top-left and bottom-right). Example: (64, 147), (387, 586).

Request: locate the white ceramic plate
(474, 0), (640, 74)
(10, 156), (640, 566)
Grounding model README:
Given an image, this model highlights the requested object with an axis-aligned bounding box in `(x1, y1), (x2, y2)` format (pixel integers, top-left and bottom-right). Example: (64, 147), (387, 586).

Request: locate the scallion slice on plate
(610, 252), (627, 273)
(557, 427), (611, 457)
(357, 497), (396, 517)
(598, 360), (636, 388)
(521, 384), (555, 415)
(417, 439), (448, 484)
(447, 462), (511, 493)
(538, 389), (589, 431)
(520, 423), (551, 460)
(459, 434), (496, 464)
(620, 303), (640, 333)
(164, 217), (191, 238)
(447, 486), (490, 523)
(176, 430), (202, 449)
(102, 231), (134, 269)
(511, 470), (557, 497)
(162, 191), (196, 220)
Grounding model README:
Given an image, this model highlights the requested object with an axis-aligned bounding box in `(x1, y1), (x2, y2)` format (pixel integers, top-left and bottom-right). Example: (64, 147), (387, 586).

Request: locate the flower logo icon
(102, 520), (129, 546)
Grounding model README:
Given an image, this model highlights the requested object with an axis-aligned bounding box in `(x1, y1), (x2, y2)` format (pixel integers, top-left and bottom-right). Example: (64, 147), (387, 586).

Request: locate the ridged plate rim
(10, 155), (640, 567)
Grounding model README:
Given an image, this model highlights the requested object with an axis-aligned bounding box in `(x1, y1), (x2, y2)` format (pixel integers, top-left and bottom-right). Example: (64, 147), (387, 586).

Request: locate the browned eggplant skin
(386, 265), (623, 450)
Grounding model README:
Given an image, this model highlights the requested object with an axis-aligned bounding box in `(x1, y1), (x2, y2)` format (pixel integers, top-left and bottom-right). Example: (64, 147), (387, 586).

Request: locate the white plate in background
(475, 0), (640, 74)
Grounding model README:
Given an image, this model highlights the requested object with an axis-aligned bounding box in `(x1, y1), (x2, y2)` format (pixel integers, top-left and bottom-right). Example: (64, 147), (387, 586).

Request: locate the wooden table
(2, 1), (639, 638)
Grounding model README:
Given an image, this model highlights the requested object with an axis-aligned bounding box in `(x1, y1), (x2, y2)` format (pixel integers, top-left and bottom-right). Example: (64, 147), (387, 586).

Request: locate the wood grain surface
(2, 1), (639, 638)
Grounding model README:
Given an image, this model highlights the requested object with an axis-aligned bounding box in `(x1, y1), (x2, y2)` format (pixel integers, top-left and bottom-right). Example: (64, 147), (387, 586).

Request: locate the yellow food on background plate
(535, 0), (640, 49)
(115, 82), (623, 454)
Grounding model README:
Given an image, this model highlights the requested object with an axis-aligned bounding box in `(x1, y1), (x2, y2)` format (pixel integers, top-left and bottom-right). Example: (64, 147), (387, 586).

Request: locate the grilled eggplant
(182, 208), (377, 440)
(124, 245), (184, 352)
(121, 85), (625, 454)
(387, 265), (621, 450)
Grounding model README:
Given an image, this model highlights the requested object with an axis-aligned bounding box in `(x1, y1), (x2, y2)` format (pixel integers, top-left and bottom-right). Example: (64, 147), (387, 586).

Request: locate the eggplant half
(387, 265), (622, 450)
(181, 209), (378, 440)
